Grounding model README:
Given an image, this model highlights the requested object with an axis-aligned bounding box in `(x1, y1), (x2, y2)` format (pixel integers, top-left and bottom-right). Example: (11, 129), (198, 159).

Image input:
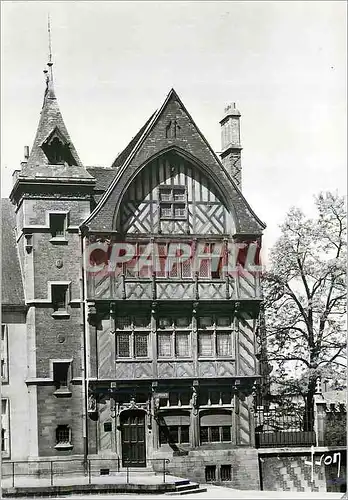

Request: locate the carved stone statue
(191, 387), (198, 415)
(88, 394), (97, 413)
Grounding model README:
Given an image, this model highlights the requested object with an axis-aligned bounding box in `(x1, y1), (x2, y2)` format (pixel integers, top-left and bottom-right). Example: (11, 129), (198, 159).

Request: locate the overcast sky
(1, 1), (346, 255)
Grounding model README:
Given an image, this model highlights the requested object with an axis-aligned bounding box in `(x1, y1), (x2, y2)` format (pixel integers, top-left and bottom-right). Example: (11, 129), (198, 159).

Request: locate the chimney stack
(219, 103), (242, 189)
(24, 146), (29, 160)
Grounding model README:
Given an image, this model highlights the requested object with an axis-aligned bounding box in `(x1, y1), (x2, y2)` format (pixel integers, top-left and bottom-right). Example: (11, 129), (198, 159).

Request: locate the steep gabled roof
(84, 88), (266, 234)
(1, 199), (25, 307)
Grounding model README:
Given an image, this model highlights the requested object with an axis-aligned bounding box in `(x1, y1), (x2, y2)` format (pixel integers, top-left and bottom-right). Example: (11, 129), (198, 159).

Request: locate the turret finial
(47, 14), (53, 82)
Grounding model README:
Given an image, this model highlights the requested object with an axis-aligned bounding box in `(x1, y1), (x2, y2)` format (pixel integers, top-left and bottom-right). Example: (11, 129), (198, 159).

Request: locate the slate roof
(1, 199), (25, 307)
(111, 112), (157, 170)
(21, 75), (93, 181)
(86, 167), (116, 192)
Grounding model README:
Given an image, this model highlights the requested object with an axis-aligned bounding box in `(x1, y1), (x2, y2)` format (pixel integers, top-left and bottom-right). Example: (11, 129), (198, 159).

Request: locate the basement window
(205, 465), (216, 482)
(220, 464), (232, 482)
(55, 425), (73, 450)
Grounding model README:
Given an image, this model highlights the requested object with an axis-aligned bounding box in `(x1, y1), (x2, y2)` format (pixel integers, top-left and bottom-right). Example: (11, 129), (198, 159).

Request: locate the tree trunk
(303, 379), (317, 432)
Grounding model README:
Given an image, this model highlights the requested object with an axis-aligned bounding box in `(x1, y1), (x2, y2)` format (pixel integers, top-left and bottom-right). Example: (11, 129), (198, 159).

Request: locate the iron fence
(1, 457), (169, 488)
(255, 407), (316, 448)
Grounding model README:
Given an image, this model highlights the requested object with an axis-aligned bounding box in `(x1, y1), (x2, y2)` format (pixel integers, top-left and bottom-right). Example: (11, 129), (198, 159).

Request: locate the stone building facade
(1, 64), (266, 489)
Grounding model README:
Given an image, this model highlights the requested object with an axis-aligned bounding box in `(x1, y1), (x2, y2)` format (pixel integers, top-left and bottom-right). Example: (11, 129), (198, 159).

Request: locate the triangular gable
(84, 89), (265, 234)
(40, 125), (69, 148)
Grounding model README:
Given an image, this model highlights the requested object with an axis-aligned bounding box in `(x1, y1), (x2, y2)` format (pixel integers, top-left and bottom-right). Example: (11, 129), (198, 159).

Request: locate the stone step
(166, 481), (207, 495)
(173, 479), (191, 486)
(176, 488), (208, 495)
(175, 482), (200, 491)
(167, 486), (207, 496)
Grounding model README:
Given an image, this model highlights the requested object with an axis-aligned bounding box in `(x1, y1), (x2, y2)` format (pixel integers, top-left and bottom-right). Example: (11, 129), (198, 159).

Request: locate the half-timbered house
(3, 63), (265, 488)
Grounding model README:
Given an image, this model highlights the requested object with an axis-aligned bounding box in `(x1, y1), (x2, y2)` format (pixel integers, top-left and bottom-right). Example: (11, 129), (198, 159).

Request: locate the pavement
(3, 487), (345, 499)
(1, 472), (345, 499)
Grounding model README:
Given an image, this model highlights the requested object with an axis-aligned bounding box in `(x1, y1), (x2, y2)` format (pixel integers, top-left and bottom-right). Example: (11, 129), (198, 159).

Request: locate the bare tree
(263, 191), (346, 430)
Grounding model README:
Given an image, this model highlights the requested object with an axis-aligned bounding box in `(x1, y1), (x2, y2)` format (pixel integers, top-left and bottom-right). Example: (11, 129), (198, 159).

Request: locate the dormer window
(41, 127), (77, 166)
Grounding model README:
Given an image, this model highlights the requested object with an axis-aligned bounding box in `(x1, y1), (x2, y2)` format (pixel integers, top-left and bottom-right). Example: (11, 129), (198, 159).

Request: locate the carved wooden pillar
(192, 302), (198, 378)
(234, 301), (241, 375)
(152, 382), (159, 450)
(190, 380), (199, 448)
(151, 302), (158, 379)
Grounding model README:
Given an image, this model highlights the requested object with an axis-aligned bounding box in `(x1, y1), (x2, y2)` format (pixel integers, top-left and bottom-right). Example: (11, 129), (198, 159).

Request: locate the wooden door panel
(121, 411), (146, 467)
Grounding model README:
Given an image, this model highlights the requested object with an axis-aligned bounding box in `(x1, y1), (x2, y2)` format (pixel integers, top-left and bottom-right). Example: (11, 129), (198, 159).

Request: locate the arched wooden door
(120, 410), (146, 467)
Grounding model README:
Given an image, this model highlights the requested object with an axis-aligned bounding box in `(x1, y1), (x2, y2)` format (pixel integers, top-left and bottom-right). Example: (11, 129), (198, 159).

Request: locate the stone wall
(153, 447), (260, 490)
(260, 451), (346, 493)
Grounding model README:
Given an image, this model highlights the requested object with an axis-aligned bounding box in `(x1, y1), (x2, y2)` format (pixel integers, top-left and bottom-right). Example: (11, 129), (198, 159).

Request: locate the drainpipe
(79, 229), (89, 469)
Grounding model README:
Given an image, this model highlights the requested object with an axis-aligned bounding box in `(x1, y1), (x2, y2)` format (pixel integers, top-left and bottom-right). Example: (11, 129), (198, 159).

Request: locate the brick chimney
(219, 103), (242, 189)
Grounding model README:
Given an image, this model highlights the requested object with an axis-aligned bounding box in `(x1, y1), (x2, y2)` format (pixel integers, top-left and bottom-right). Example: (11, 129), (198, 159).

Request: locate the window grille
(205, 465), (216, 482)
(116, 317), (131, 329)
(135, 333), (148, 357)
(220, 465), (232, 481)
(115, 316), (149, 358)
(117, 334), (130, 357)
(56, 425), (71, 445)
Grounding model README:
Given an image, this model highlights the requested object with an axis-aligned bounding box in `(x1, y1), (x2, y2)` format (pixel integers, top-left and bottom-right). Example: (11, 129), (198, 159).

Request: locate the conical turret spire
(21, 18), (91, 180)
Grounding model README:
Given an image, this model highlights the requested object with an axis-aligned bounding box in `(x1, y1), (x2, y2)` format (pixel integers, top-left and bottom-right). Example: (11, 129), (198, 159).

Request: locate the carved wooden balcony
(87, 272), (261, 302)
